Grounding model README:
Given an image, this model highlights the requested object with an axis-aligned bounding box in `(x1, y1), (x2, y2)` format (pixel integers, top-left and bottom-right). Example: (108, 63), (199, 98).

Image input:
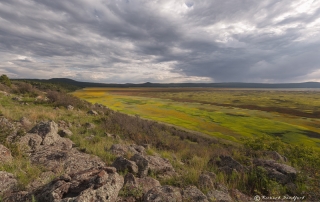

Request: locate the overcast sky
(0, 0), (319, 83)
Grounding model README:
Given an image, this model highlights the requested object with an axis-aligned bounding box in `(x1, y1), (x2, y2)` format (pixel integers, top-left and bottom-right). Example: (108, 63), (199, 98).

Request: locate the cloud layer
(0, 0), (319, 83)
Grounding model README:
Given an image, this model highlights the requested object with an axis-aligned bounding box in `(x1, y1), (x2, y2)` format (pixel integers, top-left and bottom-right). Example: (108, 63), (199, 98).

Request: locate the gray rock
(124, 173), (161, 195)
(198, 172), (216, 190)
(18, 133), (42, 152)
(144, 155), (175, 178)
(130, 154), (149, 177)
(58, 128), (73, 137)
(26, 171), (56, 191)
(143, 185), (182, 202)
(29, 121), (60, 145)
(112, 157), (139, 174)
(53, 137), (73, 150)
(84, 122), (95, 129)
(206, 190), (232, 202)
(67, 105), (74, 110)
(130, 153), (175, 178)
(2, 191), (28, 202)
(0, 171), (17, 196)
(182, 186), (209, 202)
(88, 110), (98, 115)
(109, 144), (145, 157)
(210, 155), (247, 174)
(10, 167), (124, 202)
(253, 159), (297, 184)
(0, 144), (13, 163)
(30, 146), (105, 175)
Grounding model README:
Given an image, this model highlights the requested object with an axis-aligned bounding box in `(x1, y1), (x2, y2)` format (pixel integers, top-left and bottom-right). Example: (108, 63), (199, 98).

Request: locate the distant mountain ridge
(13, 78), (320, 88)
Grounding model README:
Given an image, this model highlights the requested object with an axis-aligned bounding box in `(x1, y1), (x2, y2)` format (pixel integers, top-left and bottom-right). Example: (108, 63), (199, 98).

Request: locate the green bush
(0, 74), (11, 87)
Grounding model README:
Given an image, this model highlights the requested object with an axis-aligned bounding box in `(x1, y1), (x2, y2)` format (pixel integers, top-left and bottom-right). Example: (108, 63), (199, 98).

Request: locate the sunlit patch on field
(73, 88), (320, 150)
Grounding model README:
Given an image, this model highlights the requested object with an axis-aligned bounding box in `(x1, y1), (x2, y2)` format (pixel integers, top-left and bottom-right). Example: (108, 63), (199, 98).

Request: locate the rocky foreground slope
(0, 83), (318, 201)
(0, 116), (301, 202)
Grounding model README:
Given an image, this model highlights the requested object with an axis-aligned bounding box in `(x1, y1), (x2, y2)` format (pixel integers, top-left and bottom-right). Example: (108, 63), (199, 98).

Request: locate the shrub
(46, 90), (88, 109)
(12, 82), (40, 97)
(0, 74), (11, 87)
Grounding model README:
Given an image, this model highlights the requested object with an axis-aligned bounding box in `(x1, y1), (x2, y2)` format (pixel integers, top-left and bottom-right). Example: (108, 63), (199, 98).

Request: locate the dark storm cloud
(0, 0), (319, 83)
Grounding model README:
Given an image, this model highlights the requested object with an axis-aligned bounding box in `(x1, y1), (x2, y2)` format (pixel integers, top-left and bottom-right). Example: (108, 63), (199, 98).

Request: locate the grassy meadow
(73, 88), (320, 150)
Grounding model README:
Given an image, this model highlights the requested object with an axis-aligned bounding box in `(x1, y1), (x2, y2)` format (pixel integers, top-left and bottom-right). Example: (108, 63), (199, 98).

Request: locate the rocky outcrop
(130, 153), (149, 177)
(253, 159), (297, 184)
(58, 128), (73, 137)
(123, 173), (161, 195)
(130, 153), (175, 178)
(198, 171), (216, 190)
(112, 157), (139, 174)
(18, 121), (105, 174)
(29, 121), (60, 145)
(0, 144), (13, 163)
(30, 146), (105, 175)
(144, 185), (182, 202)
(18, 134), (42, 153)
(209, 155), (247, 175)
(5, 167), (124, 202)
(109, 144), (145, 157)
(181, 186), (209, 202)
(0, 171), (17, 196)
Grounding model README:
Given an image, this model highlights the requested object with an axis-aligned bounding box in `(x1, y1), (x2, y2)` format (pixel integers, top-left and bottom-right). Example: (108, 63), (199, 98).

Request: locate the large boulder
(0, 144), (13, 163)
(5, 167), (124, 202)
(29, 121), (60, 145)
(130, 153), (149, 177)
(253, 159), (297, 184)
(18, 134), (42, 153)
(30, 146), (105, 175)
(112, 157), (139, 174)
(130, 154), (175, 178)
(0, 171), (17, 196)
(143, 186), (182, 202)
(181, 186), (209, 202)
(19, 120), (73, 153)
(123, 173), (161, 195)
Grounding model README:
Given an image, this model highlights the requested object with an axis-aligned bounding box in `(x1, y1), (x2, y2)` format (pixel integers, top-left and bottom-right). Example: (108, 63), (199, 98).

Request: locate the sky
(0, 0), (320, 83)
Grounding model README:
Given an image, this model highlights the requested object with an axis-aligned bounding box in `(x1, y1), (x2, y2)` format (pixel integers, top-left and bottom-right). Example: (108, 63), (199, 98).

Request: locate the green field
(73, 88), (320, 150)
